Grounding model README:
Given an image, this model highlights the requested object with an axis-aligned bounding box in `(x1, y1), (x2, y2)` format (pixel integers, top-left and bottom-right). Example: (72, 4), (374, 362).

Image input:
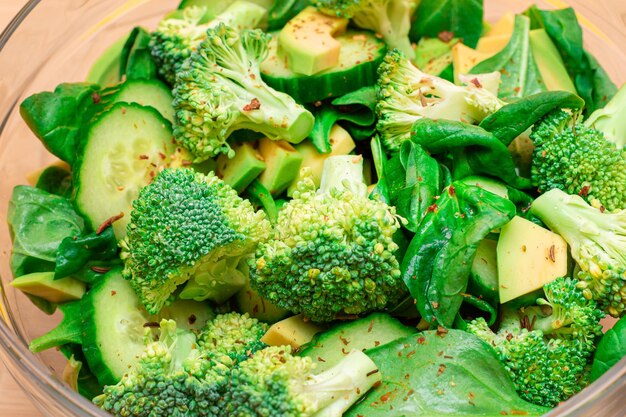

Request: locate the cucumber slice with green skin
(81, 268), (149, 386)
(261, 30), (387, 103)
(468, 238), (500, 304)
(73, 103), (178, 239)
(298, 313), (416, 373)
(99, 79), (175, 123)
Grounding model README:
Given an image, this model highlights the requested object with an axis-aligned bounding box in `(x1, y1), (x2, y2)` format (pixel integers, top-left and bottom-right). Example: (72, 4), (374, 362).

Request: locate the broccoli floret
(149, 2), (268, 84)
(376, 50), (504, 151)
(530, 110), (626, 212)
(120, 168), (271, 314)
(250, 155), (405, 322)
(467, 277), (604, 407)
(531, 188), (626, 317)
(315, 0), (419, 59)
(93, 320), (230, 417)
(585, 84), (626, 149)
(172, 23), (314, 162)
(197, 312), (268, 363)
(222, 345), (381, 417)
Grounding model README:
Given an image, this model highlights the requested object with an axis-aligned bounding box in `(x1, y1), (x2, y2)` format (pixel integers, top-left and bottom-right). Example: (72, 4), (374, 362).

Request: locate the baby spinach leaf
(268, 0), (310, 31)
(8, 186), (85, 278)
(410, 118), (531, 189)
(346, 330), (550, 417)
(534, 7), (617, 115)
(55, 227), (119, 280)
(35, 165), (72, 198)
(411, 0), (483, 48)
(479, 91), (585, 146)
(402, 183), (516, 328)
(590, 316), (626, 382)
(471, 15), (545, 100)
(120, 27), (158, 81)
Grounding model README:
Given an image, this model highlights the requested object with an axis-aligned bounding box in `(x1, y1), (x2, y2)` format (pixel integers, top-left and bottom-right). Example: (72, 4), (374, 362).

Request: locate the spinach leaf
(8, 186), (85, 278)
(411, 119), (531, 189)
(530, 7), (617, 115)
(590, 316), (626, 382)
(471, 15), (546, 100)
(402, 183), (516, 328)
(19, 83), (100, 165)
(410, 0), (484, 48)
(480, 91), (585, 146)
(35, 164), (72, 198)
(119, 27), (158, 81)
(346, 330), (550, 417)
(55, 227), (119, 280)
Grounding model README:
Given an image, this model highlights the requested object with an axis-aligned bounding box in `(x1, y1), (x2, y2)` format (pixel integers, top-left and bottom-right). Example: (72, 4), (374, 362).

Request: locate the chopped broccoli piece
(531, 188), (626, 317)
(530, 110), (626, 212)
(93, 319), (229, 417)
(172, 23), (314, 161)
(222, 345), (381, 417)
(315, 0), (419, 59)
(376, 50), (504, 151)
(149, 2), (268, 84)
(585, 83), (626, 149)
(467, 277), (604, 407)
(120, 168), (271, 314)
(250, 155), (405, 322)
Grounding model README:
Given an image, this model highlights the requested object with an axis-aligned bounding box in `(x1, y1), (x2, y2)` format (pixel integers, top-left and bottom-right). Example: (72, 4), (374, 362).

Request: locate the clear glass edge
(0, 1), (623, 416)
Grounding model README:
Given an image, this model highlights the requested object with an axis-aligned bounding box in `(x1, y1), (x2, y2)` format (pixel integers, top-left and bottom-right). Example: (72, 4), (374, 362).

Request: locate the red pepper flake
(158, 152), (166, 160)
(438, 31), (455, 42)
(436, 326), (448, 337)
(111, 290), (117, 296)
(188, 314), (197, 325)
(91, 266), (111, 274)
(417, 336), (426, 345)
(182, 160), (192, 167)
(431, 301), (440, 309)
(368, 320), (374, 333)
(448, 185), (456, 197)
(514, 87), (521, 94)
(143, 321), (160, 328)
(510, 410), (529, 415)
(380, 392), (392, 403)
(92, 92), (101, 104)
(470, 78), (482, 88)
(317, 356), (326, 363)
(341, 348), (349, 355)
(438, 351), (444, 357)
(444, 355), (454, 359)
(427, 202), (438, 213)
(374, 341), (381, 347)
(339, 335), (350, 346)
(366, 369), (379, 377)
(403, 389), (415, 401)
(96, 212), (124, 235)
(579, 185), (590, 197)
(406, 350), (416, 358)
(138, 154), (149, 160)
(405, 374), (410, 379)
(469, 392), (475, 400)
(600, 205), (606, 213)
(243, 98), (261, 112)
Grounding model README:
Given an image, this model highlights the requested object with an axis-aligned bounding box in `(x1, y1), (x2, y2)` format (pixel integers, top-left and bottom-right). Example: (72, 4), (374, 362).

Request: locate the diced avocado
(11, 272), (86, 303)
(288, 124), (356, 196)
(497, 216), (568, 303)
(469, 238), (499, 304)
(278, 7), (349, 76)
(486, 12), (515, 37)
(529, 29), (577, 94)
(86, 34), (128, 86)
(413, 37), (459, 77)
(452, 43), (497, 83)
(260, 314), (325, 349)
(216, 142), (266, 193)
(476, 34), (510, 54)
(258, 138), (303, 196)
(459, 175), (509, 199)
(234, 281), (290, 324)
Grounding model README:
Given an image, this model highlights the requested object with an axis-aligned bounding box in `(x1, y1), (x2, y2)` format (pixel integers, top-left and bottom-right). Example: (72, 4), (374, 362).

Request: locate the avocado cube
(261, 314), (325, 349)
(278, 7), (348, 75)
(288, 124), (356, 196)
(258, 138), (303, 196)
(216, 142), (266, 193)
(11, 272), (86, 303)
(497, 216), (568, 303)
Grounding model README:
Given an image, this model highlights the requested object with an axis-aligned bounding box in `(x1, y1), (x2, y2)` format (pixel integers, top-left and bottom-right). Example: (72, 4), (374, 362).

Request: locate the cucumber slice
(73, 103), (178, 239)
(261, 30), (386, 103)
(81, 268), (149, 386)
(468, 238), (499, 304)
(99, 79), (175, 123)
(298, 313), (415, 373)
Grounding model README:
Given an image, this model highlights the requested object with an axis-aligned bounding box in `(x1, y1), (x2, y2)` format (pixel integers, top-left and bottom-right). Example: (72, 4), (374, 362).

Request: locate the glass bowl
(0, 0), (625, 416)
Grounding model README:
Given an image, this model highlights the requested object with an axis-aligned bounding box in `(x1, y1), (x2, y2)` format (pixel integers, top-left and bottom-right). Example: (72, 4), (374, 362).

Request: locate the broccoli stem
(319, 155), (368, 198)
(306, 350), (381, 417)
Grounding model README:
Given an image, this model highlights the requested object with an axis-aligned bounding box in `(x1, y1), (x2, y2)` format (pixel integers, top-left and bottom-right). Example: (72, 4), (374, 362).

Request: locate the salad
(6, 0), (626, 416)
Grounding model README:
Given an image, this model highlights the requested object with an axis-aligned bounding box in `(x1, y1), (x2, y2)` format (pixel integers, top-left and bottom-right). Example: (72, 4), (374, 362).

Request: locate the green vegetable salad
(8, 0), (626, 416)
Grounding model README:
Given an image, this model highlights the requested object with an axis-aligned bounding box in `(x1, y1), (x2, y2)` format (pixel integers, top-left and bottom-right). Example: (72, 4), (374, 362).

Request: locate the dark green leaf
(471, 15), (546, 100)
(55, 227), (119, 279)
(411, 0), (484, 48)
(35, 165), (72, 198)
(244, 179), (278, 225)
(267, 0), (310, 31)
(346, 330), (550, 417)
(411, 119), (531, 189)
(29, 301), (83, 353)
(402, 183), (516, 327)
(480, 91), (584, 146)
(590, 316), (626, 382)
(120, 27), (158, 81)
